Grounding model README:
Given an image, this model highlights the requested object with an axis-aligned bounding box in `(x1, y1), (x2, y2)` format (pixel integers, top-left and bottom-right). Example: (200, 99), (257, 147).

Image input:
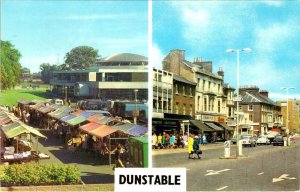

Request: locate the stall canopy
(127, 125), (148, 136)
(78, 111), (96, 118)
(1, 122), (47, 139)
(30, 102), (45, 110)
(66, 116), (86, 126)
(112, 124), (147, 136)
(90, 124), (117, 138)
(38, 104), (61, 114)
(48, 106), (75, 119)
(60, 114), (77, 122)
(79, 122), (102, 133)
(190, 120), (214, 132)
(97, 116), (114, 124)
(87, 114), (104, 122)
(71, 110), (84, 116)
(79, 123), (117, 138)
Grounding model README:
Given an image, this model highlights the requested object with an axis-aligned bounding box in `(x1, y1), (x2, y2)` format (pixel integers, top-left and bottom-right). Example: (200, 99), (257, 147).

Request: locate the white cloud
(150, 43), (165, 69)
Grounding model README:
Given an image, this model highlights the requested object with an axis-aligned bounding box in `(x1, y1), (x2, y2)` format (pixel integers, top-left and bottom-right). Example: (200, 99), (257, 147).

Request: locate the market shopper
(157, 133), (163, 149)
(114, 144), (125, 168)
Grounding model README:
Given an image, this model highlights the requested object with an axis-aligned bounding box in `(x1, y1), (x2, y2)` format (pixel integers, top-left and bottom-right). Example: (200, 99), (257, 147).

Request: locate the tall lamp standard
(133, 89), (139, 124)
(281, 87), (295, 144)
(226, 48), (251, 157)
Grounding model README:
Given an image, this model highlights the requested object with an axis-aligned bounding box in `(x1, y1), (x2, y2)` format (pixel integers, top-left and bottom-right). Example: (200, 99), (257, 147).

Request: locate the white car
(256, 135), (270, 145)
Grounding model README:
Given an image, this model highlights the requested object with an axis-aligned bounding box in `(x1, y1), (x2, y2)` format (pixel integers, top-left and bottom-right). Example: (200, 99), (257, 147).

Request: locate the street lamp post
(134, 89), (138, 124)
(281, 87), (295, 144)
(226, 48), (251, 157)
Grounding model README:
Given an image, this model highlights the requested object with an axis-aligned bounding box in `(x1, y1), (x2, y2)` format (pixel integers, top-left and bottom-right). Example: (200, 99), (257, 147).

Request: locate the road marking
(272, 174), (298, 183)
(216, 186), (228, 191)
(258, 172), (264, 175)
(205, 169), (231, 176)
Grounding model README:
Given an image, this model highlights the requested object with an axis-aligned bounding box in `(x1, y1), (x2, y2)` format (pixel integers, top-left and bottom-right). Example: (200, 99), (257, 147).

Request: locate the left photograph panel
(0, 1), (149, 190)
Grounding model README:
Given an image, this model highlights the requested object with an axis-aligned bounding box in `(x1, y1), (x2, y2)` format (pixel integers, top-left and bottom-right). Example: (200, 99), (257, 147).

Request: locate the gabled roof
(241, 92), (277, 106)
(173, 74), (196, 85)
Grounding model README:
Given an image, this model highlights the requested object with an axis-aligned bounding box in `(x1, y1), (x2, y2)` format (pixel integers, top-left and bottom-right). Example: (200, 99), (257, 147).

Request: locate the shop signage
(202, 115), (214, 122)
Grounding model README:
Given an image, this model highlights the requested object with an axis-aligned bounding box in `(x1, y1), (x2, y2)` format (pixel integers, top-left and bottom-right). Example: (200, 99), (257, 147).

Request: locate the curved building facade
(50, 53), (148, 102)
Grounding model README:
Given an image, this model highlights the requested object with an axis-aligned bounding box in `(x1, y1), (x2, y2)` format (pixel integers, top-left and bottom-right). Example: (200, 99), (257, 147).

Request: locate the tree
(64, 46), (99, 69)
(0, 40), (22, 90)
(40, 63), (60, 84)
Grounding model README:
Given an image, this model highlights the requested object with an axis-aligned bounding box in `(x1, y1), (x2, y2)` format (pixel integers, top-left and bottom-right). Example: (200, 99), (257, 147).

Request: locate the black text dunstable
(119, 174), (181, 185)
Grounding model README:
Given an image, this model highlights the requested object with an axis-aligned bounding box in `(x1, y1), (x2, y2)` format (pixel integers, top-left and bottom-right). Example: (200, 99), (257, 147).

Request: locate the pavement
(31, 129), (115, 186)
(152, 142), (225, 156)
(153, 140), (300, 191)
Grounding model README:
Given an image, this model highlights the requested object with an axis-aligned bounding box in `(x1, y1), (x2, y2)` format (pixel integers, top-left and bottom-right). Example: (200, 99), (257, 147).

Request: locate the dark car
(273, 135), (284, 146)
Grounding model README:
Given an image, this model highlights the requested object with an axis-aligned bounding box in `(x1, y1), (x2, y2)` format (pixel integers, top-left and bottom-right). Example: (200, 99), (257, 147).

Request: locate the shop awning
(205, 122), (224, 131)
(30, 102), (45, 110)
(190, 120), (214, 132)
(66, 116), (86, 126)
(79, 122), (102, 133)
(1, 122), (47, 139)
(218, 122), (234, 131)
(90, 125), (117, 138)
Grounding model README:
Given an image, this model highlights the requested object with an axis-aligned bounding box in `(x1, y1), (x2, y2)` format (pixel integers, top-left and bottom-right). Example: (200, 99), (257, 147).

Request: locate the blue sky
(2, 0), (148, 73)
(152, 1), (300, 101)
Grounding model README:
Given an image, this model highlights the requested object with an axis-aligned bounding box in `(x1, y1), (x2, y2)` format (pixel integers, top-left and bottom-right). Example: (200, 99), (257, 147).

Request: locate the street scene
(153, 141), (300, 191)
(152, 1), (300, 191)
(1, 1), (148, 190)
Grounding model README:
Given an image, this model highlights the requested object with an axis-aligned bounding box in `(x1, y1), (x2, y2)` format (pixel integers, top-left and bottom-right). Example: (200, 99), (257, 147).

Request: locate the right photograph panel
(151, 1), (300, 191)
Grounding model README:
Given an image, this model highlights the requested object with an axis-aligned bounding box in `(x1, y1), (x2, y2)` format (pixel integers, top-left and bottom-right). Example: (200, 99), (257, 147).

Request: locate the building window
(218, 84), (220, 94)
(228, 107), (232, 117)
(208, 81), (211, 91)
(175, 103), (179, 114)
(203, 80), (205, 90)
(218, 100), (221, 113)
(190, 87), (192, 97)
(249, 114), (253, 121)
(204, 98), (207, 111)
(239, 105), (242, 110)
(190, 105), (193, 116)
(153, 99), (157, 109)
(183, 86), (186, 96)
(175, 84), (178, 94)
(248, 105), (253, 111)
(183, 104), (186, 115)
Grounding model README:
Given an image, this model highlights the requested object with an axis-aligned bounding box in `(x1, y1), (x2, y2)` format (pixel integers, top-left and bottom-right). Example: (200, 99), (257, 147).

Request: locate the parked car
(240, 135), (257, 147)
(257, 135), (270, 145)
(273, 135), (284, 146)
(267, 131), (280, 143)
(231, 134), (256, 144)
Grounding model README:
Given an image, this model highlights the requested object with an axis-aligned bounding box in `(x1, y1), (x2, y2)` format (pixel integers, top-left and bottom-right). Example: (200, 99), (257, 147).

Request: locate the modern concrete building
(50, 53), (148, 102)
(239, 86), (282, 135)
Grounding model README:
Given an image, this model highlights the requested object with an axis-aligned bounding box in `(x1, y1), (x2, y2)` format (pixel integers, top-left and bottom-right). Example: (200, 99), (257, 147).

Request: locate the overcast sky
(152, 1), (300, 101)
(2, 1), (148, 73)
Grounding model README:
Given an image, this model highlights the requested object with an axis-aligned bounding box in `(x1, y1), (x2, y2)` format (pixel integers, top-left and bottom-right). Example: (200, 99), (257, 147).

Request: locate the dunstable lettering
(119, 175), (181, 185)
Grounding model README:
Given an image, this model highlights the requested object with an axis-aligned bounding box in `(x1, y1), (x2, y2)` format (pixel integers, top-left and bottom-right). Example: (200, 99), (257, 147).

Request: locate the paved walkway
(33, 129), (114, 185)
(152, 142), (225, 156)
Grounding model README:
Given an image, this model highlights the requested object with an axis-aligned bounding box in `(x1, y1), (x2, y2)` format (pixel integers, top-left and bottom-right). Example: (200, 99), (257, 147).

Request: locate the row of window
(175, 84), (194, 97)
(175, 103), (193, 116)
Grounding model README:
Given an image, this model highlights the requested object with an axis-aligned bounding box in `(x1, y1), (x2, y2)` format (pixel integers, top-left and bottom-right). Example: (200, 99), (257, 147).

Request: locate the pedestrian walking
(152, 132), (158, 149)
(193, 135), (201, 159)
(202, 134), (207, 145)
(188, 133), (195, 159)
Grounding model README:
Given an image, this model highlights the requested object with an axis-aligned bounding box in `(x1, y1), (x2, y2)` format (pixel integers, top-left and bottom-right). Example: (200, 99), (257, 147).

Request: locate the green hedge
(1, 164), (81, 186)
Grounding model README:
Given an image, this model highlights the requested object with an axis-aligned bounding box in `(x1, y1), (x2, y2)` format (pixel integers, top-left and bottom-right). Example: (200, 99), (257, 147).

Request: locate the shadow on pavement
(81, 172), (114, 184)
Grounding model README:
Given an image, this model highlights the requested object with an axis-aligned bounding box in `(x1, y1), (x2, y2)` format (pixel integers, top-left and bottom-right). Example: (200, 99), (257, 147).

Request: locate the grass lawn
(0, 89), (53, 106)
